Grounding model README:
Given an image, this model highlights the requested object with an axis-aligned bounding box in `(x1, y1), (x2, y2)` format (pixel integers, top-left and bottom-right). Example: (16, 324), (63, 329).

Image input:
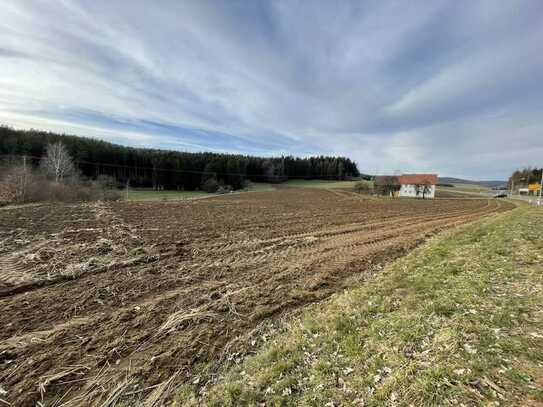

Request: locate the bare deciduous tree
(415, 181), (432, 199)
(41, 142), (75, 183)
(375, 176), (400, 197)
(0, 159), (34, 204)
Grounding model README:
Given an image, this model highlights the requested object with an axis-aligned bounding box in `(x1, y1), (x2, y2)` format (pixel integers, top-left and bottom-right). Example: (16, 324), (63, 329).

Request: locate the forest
(0, 126), (359, 190)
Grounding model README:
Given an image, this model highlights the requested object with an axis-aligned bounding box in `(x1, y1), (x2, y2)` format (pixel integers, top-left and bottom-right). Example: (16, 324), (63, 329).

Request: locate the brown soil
(0, 189), (513, 406)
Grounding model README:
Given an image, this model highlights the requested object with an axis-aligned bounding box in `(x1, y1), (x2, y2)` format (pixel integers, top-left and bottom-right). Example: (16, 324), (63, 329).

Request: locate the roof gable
(398, 174), (437, 185)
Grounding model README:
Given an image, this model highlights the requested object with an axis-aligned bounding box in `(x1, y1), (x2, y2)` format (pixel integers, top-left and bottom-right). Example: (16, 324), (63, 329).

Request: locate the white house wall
(399, 184), (435, 198)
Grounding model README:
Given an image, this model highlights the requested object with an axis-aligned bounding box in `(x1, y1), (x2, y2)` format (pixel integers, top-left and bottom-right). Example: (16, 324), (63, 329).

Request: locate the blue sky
(0, 1), (542, 179)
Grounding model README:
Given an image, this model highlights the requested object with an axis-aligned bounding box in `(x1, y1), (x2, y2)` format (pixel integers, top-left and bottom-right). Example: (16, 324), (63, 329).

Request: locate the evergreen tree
(0, 125), (361, 190)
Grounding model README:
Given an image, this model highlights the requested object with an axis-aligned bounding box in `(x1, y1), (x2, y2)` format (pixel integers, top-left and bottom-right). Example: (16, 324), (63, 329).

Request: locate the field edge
(177, 205), (543, 406)
(0, 192), (514, 406)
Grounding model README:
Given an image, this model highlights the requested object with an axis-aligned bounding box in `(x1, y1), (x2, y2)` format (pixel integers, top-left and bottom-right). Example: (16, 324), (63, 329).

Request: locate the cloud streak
(1, 0), (542, 179)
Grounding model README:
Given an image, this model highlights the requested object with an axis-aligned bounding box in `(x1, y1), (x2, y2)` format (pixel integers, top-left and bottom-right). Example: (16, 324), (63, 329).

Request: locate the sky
(0, 1), (542, 180)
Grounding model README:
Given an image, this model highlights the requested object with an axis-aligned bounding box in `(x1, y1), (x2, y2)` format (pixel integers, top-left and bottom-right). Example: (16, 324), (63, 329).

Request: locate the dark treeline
(0, 126), (359, 190)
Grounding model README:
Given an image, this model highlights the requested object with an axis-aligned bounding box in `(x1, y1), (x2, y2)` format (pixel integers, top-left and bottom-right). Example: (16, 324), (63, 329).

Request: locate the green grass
(125, 189), (210, 201)
(246, 182), (276, 192)
(125, 183), (276, 201)
(285, 179), (372, 189)
(125, 181), (365, 201)
(440, 183), (491, 194)
(437, 183), (492, 197)
(177, 205), (543, 406)
(451, 182), (489, 190)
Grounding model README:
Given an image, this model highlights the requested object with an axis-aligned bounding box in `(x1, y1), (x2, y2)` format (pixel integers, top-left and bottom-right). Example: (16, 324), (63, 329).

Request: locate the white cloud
(0, 0), (542, 179)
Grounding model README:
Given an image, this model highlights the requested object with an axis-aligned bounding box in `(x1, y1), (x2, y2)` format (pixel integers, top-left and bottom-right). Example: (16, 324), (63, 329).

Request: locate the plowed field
(0, 189), (512, 406)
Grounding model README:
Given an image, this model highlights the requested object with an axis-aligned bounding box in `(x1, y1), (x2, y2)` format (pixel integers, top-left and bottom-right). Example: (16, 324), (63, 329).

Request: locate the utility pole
(539, 169), (543, 206)
(510, 178), (514, 197)
(21, 155), (27, 203)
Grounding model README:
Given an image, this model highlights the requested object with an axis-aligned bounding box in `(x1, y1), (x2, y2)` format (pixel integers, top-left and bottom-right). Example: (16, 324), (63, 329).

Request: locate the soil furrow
(0, 189), (513, 406)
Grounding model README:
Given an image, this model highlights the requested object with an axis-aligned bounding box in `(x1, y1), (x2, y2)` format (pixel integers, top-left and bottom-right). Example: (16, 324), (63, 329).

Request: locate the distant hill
(438, 177), (506, 188)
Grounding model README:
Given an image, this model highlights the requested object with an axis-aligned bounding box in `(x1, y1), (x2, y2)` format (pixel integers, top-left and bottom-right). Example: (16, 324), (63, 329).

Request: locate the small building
(398, 174), (437, 199)
(375, 173), (437, 199)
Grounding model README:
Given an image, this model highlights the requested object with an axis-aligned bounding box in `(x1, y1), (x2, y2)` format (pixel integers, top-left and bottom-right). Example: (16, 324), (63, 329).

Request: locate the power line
(0, 154), (355, 180)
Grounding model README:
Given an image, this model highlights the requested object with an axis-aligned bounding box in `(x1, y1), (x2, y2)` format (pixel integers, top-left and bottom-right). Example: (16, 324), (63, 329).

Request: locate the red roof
(374, 175), (400, 186)
(398, 174), (437, 185)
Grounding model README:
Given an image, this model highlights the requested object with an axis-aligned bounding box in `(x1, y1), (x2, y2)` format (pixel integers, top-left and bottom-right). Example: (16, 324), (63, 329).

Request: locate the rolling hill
(438, 177), (506, 188)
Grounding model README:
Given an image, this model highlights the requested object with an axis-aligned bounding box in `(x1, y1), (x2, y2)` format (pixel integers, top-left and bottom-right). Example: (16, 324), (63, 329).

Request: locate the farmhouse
(375, 173), (437, 199)
(398, 174), (437, 198)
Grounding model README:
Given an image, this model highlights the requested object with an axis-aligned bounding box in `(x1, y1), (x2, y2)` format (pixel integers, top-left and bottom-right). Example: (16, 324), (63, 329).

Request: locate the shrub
(0, 164), (123, 204)
(239, 179), (249, 191)
(100, 189), (122, 201)
(217, 185), (233, 194)
(202, 178), (220, 193)
(354, 181), (371, 194)
(96, 175), (119, 189)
